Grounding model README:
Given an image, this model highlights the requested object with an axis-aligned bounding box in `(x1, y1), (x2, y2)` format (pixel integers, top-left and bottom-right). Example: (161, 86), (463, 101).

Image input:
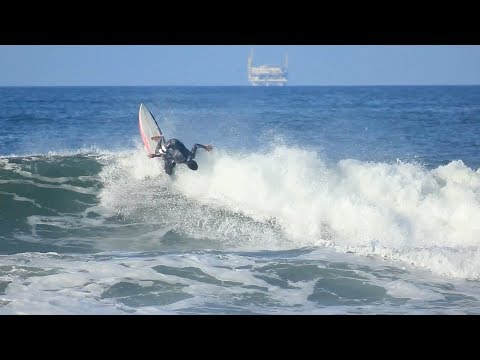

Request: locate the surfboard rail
(138, 103), (162, 155)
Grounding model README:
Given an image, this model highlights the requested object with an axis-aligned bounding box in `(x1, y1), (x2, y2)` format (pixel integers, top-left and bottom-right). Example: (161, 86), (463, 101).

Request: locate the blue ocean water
(1, 86), (479, 314)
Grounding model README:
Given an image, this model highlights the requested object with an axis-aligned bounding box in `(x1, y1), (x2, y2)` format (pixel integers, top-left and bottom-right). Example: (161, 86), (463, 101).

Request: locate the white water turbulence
(96, 144), (480, 280)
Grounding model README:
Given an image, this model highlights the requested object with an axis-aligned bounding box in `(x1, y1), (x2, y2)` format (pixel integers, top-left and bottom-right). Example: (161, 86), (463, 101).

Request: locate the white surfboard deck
(138, 103), (163, 155)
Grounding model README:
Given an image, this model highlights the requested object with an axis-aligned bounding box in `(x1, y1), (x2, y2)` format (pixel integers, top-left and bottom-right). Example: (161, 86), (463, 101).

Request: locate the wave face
(1, 86), (480, 314)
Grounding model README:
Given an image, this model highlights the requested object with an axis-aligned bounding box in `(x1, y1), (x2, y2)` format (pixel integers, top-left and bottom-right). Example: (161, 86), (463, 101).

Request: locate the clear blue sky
(1, 45), (479, 86)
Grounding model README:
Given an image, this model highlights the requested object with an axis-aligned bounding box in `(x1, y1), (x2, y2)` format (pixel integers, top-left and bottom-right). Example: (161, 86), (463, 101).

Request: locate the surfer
(148, 135), (213, 175)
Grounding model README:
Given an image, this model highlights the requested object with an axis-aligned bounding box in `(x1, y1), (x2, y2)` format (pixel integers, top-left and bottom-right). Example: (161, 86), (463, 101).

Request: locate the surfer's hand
(148, 154), (154, 158)
(205, 144), (213, 151)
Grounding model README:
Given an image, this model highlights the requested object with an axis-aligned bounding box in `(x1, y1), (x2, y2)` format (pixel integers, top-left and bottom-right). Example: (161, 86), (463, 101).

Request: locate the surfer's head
(186, 159), (198, 171)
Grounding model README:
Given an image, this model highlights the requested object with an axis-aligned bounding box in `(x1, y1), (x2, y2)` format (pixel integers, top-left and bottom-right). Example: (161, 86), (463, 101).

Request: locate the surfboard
(138, 103), (163, 155)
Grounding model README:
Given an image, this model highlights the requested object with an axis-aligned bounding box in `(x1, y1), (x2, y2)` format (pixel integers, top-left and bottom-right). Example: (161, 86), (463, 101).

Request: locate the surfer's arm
(152, 136), (167, 155)
(149, 138), (173, 158)
(190, 144), (213, 158)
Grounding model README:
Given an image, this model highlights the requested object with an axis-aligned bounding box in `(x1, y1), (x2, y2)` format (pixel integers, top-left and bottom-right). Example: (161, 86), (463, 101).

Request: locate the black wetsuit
(155, 138), (207, 175)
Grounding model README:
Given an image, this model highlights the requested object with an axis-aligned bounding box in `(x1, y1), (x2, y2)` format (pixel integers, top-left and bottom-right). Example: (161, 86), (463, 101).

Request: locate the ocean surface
(1, 86), (479, 314)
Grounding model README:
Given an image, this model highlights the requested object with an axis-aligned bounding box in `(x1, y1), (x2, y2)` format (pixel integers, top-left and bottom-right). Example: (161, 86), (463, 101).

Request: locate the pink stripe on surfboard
(139, 105), (152, 154)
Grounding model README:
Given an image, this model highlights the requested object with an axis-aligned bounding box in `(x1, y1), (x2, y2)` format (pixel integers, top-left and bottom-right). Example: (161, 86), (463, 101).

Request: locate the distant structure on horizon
(247, 49), (288, 86)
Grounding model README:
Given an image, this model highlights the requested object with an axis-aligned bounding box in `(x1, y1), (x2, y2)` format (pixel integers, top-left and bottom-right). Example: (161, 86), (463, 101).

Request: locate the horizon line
(1, 84), (480, 87)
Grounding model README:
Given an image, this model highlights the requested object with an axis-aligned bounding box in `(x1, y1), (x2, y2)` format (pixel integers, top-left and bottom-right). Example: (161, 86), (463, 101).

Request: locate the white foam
(385, 280), (445, 301)
(0, 145), (120, 160)
(2, 249), (480, 314)
(0, 191), (42, 208)
(95, 145), (480, 279)
(0, 178), (97, 195)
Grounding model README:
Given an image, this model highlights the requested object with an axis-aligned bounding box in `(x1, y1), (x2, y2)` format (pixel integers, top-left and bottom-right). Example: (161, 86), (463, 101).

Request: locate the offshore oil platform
(247, 49), (288, 86)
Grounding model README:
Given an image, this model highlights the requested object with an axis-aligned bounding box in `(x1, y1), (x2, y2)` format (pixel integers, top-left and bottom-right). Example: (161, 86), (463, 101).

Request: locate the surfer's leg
(164, 157), (176, 175)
